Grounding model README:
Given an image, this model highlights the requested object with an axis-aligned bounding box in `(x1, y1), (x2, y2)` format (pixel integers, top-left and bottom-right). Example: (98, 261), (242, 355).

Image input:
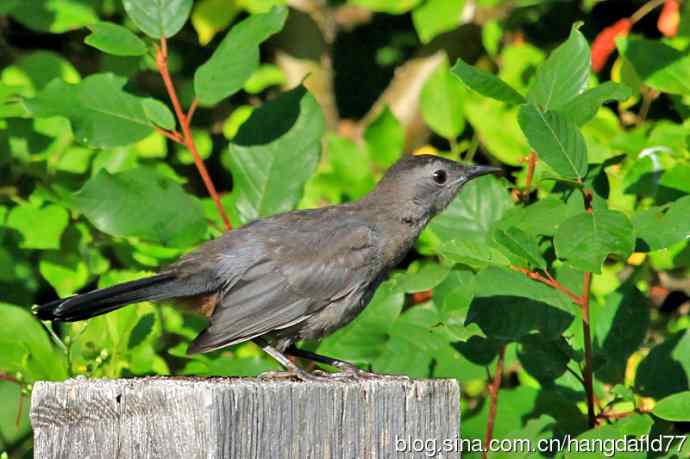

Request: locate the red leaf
(658, 0), (680, 37)
(591, 18), (633, 73)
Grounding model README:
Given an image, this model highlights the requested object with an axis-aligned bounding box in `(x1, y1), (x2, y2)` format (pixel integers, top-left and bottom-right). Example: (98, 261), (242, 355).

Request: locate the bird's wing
(188, 213), (380, 353)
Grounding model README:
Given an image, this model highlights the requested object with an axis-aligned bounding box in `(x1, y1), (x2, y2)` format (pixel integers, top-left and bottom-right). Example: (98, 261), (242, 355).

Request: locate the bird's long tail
(34, 272), (184, 322)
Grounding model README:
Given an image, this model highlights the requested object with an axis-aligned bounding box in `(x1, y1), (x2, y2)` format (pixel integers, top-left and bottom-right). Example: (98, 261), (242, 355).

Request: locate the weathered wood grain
(31, 377), (460, 459)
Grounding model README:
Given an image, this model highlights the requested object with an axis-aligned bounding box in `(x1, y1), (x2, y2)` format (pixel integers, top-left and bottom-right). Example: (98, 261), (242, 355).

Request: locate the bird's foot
(258, 368), (342, 382)
(333, 364), (410, 381)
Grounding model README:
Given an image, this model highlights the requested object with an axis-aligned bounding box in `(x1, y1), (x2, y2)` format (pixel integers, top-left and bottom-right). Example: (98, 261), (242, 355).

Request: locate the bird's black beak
(465, 165), (503, 180)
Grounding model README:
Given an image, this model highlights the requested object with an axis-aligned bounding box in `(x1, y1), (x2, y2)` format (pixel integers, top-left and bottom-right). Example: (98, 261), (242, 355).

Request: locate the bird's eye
(432, 169), (447, 184)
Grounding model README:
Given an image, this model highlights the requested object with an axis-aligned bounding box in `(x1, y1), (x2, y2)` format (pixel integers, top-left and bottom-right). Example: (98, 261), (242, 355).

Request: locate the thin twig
(154, 126), (184, 144)
(510, 266), (583, 305)
(482, 345), (506, 459)
(187, 98), (199, 124)
(630, 0), (666, 24)
(522, 150), (537, 200)
(581, 271), (596, 427)
(155, 38), (232, 230)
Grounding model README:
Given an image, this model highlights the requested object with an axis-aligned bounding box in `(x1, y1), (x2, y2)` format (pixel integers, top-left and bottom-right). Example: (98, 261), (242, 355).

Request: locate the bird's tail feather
(35, 273), (181, 322)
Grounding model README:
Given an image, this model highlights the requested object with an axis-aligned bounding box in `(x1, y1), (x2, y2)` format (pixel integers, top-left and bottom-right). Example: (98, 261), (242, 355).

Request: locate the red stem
(155, 38), (232, 230)
(483, 345), (506, 459)
(511, 265), (583, 305)
(581, 271), (596, 427)
(521, 150), (537, 200)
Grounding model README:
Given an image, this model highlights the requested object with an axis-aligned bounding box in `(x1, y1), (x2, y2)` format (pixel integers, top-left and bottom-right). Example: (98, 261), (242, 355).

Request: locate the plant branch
(630, 0), (666, 24)
(483, 345), (506, 459)
(154, 126), (183, 144)
(187, 98), (199, 124)
(511, 265), (583, 304)
(155, 37), (232, 230)
(579, 189), (596, 428)
(519, 150), (537, 201)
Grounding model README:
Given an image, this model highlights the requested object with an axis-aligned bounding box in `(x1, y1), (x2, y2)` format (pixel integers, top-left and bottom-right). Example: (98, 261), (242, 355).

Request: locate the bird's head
(373, 154), (502, 220)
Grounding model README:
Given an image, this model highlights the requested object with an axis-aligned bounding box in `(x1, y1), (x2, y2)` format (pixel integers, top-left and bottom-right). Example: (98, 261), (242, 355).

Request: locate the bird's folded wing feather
(188, 214), (380, 353)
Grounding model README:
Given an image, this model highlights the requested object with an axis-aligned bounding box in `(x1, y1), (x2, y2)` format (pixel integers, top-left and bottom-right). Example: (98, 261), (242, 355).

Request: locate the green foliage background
(1, 0), (690, 457)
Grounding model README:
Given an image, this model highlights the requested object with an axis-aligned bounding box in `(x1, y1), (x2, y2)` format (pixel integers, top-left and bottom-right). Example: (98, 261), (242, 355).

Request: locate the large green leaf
(194, 7), (288, 105)
(72, 167), (207, 247)
(518, 104), (588, 180)
(518, 334), (574, 383)
(27, 73), (173, 148)
(122, 0), (193, 38)
(411, 0), (464, 44)
(554, 209), (635, 273)
(618, 37), (690, 95)
(636, 330), (690, 399)
(429, 175), (513, 245)
(6, 203), (69, 250)
(0, 303), (67, 381)
(420, 61), (466, 139)
(632, 195), (690, 252)
(493, 226), (546, 270)
(557, 82), (632, 126)
(653, 391), (690, 421)
(452, 58), (525, 105)
(465, 267), (577, 341)
(84, 22), (147, 56)
(227, 85), (325, 223)
(527, 24), (590, 111)
(439, 239), (510, 270)
(7, 0), (98, 33)
(592, 283), (650, 383)
(494, 194), (582, 237)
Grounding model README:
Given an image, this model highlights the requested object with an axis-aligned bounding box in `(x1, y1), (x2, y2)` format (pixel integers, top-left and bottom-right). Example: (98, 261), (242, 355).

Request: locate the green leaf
(190, 0), (240, 45)
(194, 7), (288, 105)
(493, 226), (546, 270)
(527, 24), (590, 111)
(653, 391), (690, 421)
(350, 0), (421, 14)
(72, 167), (207, 247)
(7, 0), (98, 33)
(142, 98), (175, 130)
(412, 0), (464, 44)
(390, 262), (450, 294)
(27, 73), (160, 148)
(555, 209), (634, 273)
(429, 175), (513, 245)
(84, 22), (147, 56)
(128, 313), (156, 349)
(122, 0), (193, 39)
(557, 82), (632, 126)
(495, 194), (582, 237)
(243, 64), (287, 94)
(227, 85), (325, 223)
(518, 334), (573, 383)
(0, 303), (67, 381)
(618, 37), (690, 95)
(466, 267), (577, 341)
(39, 252), (89, 298)
(636, 330), (690, 399)
(1, 50), (80, 96)
(592, 283), (650, 383)
(565, 414), (652, 459)
(439, 238), (510, 270)
(451, 58), (525, 104)
(632, 196), (690, 252)
(6, 204), (69, 250)
(364, 107), (404, 168)
(518, 104), (588, 180)
(420, 61), (465, 139)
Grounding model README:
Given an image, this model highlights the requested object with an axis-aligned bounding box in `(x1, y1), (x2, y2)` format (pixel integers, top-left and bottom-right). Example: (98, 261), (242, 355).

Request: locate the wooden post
(31, 377), (460, 458)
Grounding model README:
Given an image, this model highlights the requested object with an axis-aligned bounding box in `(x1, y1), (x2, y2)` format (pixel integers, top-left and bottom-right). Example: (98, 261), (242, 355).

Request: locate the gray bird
(35, 155), (500, 381)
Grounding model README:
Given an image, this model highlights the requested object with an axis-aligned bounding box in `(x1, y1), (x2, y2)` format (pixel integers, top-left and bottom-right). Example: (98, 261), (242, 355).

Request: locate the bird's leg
(256, 340), (335, 382)
(286, 346), (403, 380)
